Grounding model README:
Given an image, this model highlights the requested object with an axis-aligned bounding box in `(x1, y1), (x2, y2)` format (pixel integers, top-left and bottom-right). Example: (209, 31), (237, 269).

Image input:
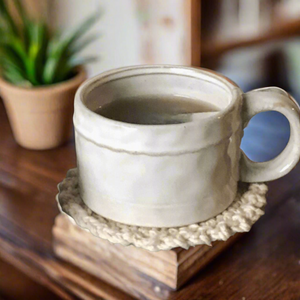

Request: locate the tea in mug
(94, 96), (219, 125)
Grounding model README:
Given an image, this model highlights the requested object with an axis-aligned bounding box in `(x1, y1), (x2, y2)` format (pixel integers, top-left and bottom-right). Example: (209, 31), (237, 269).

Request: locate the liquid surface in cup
(94, 96), (219, 125)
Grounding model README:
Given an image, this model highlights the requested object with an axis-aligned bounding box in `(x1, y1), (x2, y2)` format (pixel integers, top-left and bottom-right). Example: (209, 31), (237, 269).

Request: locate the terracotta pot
(0, 68), (87, 150)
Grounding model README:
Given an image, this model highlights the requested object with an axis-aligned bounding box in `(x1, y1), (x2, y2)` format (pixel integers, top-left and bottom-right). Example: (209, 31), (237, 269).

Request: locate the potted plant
(0, 0), (99, 149)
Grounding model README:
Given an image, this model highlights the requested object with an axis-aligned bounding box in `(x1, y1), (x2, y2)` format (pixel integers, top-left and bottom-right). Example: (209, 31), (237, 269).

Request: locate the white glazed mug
(74, 65), (300, 227)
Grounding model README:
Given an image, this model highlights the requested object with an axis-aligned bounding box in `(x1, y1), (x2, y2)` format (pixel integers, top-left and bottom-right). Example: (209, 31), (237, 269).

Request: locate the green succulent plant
(0, 0), (100, 87)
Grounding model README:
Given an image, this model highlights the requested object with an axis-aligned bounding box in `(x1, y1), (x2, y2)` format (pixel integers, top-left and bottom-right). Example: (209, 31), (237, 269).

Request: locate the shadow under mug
(74, 65), (300, 227)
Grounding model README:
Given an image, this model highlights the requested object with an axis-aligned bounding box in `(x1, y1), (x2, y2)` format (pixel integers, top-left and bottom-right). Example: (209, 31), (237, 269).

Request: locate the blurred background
(51, 0), (300, 162)
(1, 0), (300, 160)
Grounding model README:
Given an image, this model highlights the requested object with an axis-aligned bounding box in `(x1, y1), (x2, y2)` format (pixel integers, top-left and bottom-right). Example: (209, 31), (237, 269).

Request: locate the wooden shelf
(202, 17), (300, 60)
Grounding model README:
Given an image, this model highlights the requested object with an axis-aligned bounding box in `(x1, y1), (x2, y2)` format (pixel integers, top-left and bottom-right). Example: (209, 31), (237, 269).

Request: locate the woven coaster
(56, 168), (268, 251)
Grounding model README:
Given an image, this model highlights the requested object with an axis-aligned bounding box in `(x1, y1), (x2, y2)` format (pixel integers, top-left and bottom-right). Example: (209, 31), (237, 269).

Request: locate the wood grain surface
(53, 214), (241, 300)
(0, 98), (300, 300)
(0, 258), (61, 300)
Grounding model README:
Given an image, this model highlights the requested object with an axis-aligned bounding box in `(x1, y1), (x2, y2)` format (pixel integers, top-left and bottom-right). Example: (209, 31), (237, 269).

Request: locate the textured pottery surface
(0, 68), (87, 150)
(74, 65), (300, 227)
(57, 169), (268, 251)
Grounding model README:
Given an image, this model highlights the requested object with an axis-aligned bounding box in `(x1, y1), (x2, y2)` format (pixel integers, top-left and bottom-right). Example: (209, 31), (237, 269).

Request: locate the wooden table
(0, 100), (300, 300)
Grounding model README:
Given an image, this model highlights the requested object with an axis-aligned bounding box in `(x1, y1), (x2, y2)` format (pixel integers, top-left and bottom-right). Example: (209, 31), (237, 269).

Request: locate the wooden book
(53, 214), (241, 300)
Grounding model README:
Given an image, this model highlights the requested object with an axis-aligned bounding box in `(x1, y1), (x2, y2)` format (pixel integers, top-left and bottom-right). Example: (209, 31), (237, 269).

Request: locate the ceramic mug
(74, 65), (300, 227)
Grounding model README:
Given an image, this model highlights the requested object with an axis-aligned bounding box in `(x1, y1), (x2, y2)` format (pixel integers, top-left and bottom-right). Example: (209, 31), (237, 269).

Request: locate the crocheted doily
(56, 169), (268, 252)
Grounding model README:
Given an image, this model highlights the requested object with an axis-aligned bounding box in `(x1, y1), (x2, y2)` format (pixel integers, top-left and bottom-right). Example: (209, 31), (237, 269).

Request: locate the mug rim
(76, 65), (242, 130)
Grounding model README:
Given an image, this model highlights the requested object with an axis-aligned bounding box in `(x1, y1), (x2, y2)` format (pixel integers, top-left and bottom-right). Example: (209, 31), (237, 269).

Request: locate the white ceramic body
(74, 65), (300, 227)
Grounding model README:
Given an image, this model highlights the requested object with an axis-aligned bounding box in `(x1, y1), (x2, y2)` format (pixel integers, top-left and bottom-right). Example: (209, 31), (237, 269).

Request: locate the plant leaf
(13, 0), (27, 24)
(62, 11), (101, 51)
(0, 44), (25, 70)
(13, 0), (31, 48)
(43, 11), (100, 84)
(0, 6), (101, 86)
(54, 55), (96, 83)
(2, 60), (30, 86)
(69, 55), (98, 67)
(69, 33), (101, 55)
(9, 36), (28, 63)
(1, 56), (24, 76)
(0, 0), (19, 35)
(42, 37), (62, 83)
(26, 22), (47, 85)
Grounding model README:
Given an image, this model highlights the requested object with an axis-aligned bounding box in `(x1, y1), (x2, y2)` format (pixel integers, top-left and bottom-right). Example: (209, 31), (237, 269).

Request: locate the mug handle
(240, 87), (300, 182)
